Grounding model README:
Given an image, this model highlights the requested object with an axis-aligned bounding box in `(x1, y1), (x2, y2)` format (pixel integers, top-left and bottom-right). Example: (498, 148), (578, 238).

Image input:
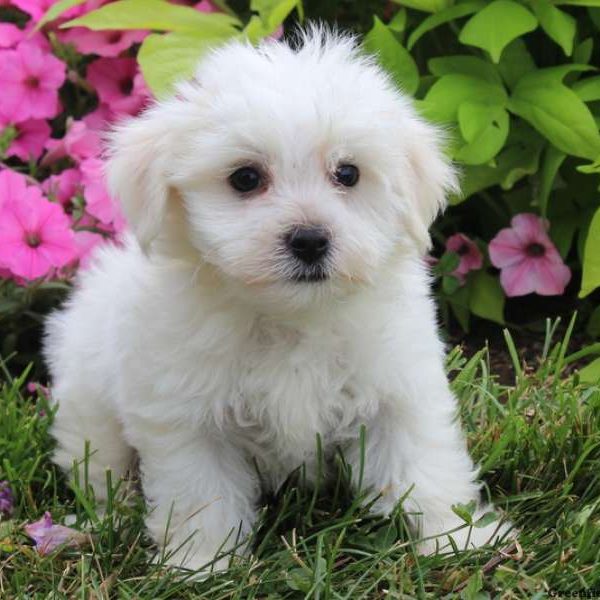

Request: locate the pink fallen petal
(24, 512), (88, 555)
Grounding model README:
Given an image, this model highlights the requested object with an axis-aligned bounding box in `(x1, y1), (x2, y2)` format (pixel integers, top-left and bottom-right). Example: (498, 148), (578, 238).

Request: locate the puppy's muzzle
(285, 225), (330, 264)
(284, 225), (331, 283)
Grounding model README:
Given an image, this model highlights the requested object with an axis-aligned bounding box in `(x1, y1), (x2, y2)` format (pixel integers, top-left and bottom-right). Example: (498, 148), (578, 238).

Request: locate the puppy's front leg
(348, 374), (508, 553)
(132, 424), (258, 573)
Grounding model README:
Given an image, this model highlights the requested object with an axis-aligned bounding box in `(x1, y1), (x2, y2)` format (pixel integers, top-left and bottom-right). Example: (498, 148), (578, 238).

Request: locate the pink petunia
(0, 116), (51, 161)
(11, 0), (55, 21)
(58, 28), (147, 58)
(0, 183), (77, 280)
(43, 119), (102, 165)
(0, 42), (66, 121)
(24, 512), (88, 555)
(74, 229), (105, 268)
(42, 168), (82, 205)
(86, 57), (150, 116)
(82, 103), (116, 131)
(195, 0), (220, 12)
(489, 213), (571, 297)
(0, 168), (29, 212)
(445, 233), (483, 284)
(80, 158), (124, 225)
(0, 23), (25, 48)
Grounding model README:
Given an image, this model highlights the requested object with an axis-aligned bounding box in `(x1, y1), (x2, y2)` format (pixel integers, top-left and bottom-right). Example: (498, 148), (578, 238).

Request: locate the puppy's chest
(223, 320), (377, 456)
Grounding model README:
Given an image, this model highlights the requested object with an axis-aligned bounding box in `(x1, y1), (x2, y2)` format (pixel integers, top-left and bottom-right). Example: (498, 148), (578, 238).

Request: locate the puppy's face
(108, 33), (457, 308)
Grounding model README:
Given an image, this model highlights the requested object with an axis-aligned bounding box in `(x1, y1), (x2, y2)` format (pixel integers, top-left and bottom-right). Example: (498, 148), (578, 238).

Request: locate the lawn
(1, 323), (599, 598)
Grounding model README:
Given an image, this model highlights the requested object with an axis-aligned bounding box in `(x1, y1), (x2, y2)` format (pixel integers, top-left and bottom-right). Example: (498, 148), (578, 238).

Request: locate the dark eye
(229, 166), (263, 193)
(334, 164), (359, 187)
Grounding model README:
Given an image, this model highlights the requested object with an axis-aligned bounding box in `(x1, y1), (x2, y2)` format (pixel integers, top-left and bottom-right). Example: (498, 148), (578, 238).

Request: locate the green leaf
(455, 102), (509, 164)
(428, 55), (502, 84)
(37, 0), (88, 28)
(579, 357), (600, 383)
(556, 0), (600, 6)
(407, 2), (485, 50)
(388, 9), (407, 33)
(391, 0), (453, 13)
(550, 211), (578, 258)
(573, 37), (594, 63)
(508, 69), (600, 159)
(538, 145), (566, 216)
(364, 17), (419, 95)
(474, 511), (498, 528)
(586, 305), (600, 337)
(460, 126), (543, 198)
(137, 32), (229, 99)
(580, 207), (600, 297)
(250, 0), (299, 34)
(590, 8), (600, 29)
(497, 39), (536, 89)
(531, 0), (576, 55)
(452, 500), (476, 524)
(468, 271), (505, 324)
(443, 275), (462, 295)
(435, 251), (461, 275)
(286, 567), (312, 592)
(62, 0), (240, 34)
(419, 74), (506, 123)
(573, 76), (600, 102)
(459, 0), (538, 63)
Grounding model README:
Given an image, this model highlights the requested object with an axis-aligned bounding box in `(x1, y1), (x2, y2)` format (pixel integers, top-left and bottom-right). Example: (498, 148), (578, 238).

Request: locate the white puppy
(45, 29), (509, 571)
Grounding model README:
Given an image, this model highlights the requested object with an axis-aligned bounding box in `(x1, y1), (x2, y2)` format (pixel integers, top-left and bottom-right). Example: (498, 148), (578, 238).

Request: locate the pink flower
(82, 103), (115, 131)
(0, 184), (77, 280)
(0, 42), (66, 121)
(0, 23), (25, 48)
(445, 233), (483, 283)
(58, 28), (147, 58)
(195, 0), (220, 11)
(0, 168), (29, 212)
(86, 58), (150, 116)
(489, 213), (571, 297)
(80, 158), (124, 225)
(44, 119), (102, 165)
(24, 512), (88, 555)
(0, 116), (50, 161)
(42, 168), (82, 205)
(74, 229), (105, 267)
(11, 0), (55, 21)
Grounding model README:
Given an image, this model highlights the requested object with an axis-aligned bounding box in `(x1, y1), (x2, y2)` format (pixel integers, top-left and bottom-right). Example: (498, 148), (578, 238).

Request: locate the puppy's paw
(418, 511), (515, 555)
(151, 544), (233, 580)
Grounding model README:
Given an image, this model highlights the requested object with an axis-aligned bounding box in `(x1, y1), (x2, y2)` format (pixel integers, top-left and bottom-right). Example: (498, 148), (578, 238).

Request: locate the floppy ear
(106, 107), (171, 252)
(403, 116), (459, 254)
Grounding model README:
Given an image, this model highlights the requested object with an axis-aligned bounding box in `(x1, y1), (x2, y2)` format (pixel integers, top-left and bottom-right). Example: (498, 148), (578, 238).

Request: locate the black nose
(286, 226), (330, 265)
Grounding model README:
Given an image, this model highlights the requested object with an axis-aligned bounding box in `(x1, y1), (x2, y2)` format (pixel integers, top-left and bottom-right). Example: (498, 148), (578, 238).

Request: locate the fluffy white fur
(45, 29), (510, 572)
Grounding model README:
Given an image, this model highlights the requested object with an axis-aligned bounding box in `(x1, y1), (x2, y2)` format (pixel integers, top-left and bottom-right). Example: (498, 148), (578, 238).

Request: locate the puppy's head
(108, 28), (457, 308)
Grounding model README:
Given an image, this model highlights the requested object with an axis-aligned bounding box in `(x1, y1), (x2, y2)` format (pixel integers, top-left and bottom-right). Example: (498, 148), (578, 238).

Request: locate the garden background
(0, 0), (599, 597)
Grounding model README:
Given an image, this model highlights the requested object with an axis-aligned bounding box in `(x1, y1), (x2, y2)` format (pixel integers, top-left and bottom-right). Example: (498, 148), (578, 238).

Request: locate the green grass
(1, 323), (599, 599)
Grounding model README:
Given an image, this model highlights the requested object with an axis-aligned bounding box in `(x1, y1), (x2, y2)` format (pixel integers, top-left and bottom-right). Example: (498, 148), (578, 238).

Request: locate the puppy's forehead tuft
(184, 28), (398, 110)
